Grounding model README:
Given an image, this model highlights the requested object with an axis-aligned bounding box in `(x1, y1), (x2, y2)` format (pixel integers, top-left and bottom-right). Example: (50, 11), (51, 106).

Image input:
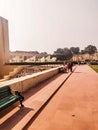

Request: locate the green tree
(54, 48), (72, 60)
(84, 45), (97, 54)
(80, 50), (86, 54)
(70, 47), (80, 54)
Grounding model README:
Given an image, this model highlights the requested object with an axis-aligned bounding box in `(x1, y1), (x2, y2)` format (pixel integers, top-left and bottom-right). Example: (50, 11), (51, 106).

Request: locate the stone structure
(0, 17), (9, 64)
(0, 67), (59, 92)
(0, 17), (16, 79)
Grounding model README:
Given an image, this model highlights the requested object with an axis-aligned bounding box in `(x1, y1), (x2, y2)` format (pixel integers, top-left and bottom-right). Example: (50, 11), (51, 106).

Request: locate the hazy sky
(0, 0), (98, 54)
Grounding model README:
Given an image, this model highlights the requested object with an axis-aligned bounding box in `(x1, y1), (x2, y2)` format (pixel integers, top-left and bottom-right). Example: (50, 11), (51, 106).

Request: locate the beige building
(72, 53), (98, 61)
(9, 51), (57, 62)
(9, 51), (39, 62)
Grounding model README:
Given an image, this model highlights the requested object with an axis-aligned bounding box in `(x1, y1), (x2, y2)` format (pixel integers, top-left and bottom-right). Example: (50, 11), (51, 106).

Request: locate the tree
(80, 50), (86, 54)
(70, 47), (80, 54)
(40, 52), (48, 55)
(63, 48), (73, 59)
(53, 48), (72, 60)
(84, 45), (97, 54)
(54, 48), (64, 54)
(54, 48), (66, 60)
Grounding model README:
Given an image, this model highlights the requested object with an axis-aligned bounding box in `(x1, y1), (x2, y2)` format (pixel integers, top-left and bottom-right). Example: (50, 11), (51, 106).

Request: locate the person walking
(69, 62), (73, 72)
(66, 62), (70, 72)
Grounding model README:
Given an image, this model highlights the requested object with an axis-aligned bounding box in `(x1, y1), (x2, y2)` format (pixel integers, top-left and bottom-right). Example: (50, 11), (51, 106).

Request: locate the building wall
(9, 51), (39, 62)
(72, 53), (98, 61)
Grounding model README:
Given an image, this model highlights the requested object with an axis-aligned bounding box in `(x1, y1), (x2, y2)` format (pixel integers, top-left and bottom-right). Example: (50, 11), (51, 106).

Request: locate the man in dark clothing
(70, 62), (73, 72)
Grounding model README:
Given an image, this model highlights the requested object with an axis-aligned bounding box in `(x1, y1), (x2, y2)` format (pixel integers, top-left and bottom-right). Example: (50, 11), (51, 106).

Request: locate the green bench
(0, 86), (24, 111)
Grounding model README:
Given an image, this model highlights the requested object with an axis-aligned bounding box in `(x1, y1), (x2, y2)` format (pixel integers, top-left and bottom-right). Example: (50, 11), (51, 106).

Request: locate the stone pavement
(24, 65), (98, 130)
(0, 67), (73, 130)
(0, 65), (98, 130)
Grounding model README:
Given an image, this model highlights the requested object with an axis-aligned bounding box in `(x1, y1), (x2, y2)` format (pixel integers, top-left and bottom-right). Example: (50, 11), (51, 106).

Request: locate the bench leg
(20, 100), (24, 107)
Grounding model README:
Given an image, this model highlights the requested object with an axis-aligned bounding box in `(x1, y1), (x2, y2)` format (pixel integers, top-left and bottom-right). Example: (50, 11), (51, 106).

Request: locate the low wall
(0, 67), (60, 92)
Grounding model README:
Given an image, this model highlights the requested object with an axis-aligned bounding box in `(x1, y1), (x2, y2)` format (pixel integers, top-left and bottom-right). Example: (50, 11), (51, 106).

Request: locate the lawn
(89, 64), (98, 73)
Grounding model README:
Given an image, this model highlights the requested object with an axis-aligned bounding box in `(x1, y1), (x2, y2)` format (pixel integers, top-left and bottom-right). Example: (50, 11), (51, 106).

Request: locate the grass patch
(89, 64), (98, 73)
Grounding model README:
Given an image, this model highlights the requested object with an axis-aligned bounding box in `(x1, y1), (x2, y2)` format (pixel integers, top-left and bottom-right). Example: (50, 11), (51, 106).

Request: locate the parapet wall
(0, 67), (60, 92)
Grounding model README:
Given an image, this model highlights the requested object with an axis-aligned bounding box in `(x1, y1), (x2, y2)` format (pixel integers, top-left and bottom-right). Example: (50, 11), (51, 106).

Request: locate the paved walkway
(0, 65), (98, 130)
(24, 65), (98, 130)
(0, 68), (73, 130)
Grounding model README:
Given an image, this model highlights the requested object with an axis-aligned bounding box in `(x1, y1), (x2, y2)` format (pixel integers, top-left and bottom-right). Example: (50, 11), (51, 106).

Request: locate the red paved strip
(0, 70), (73, 130)
(25, 65), (98, 130)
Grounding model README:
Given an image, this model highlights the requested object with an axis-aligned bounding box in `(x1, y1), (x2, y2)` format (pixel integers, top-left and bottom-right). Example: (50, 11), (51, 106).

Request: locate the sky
(0, 0), (98, 54)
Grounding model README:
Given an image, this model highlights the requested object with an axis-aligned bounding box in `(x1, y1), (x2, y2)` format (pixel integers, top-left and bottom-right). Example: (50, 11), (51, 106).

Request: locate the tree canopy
(52, 44), (97, 61)
(54, 47), (72, 60)
(84, 45), (97, 54)
(70, 47), (80, 54)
